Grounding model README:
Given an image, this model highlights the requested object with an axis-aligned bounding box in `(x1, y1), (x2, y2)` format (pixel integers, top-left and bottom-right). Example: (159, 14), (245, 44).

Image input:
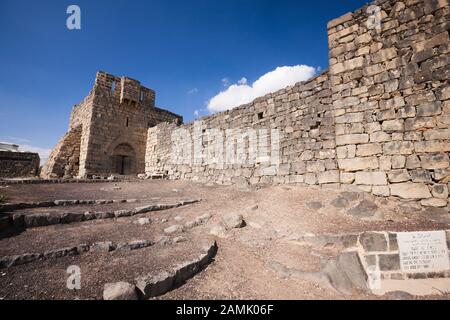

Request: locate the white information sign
(397, 231), (449, 273)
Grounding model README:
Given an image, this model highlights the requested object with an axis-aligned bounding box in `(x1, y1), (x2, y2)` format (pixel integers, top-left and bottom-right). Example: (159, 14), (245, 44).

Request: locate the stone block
(420, 153), (449, 170)
(379, 254), (400, 271)
(372, 48), (397, 64)
(338, 157), (379, 172)
(415, 141), (450, 153)
(359, 232), (387, 252)
(336, 134), (369, 146)
(327, 12), (353, 29)
(382, 119), (404, 132)
(307, 160), (325, 173)
(340, 172), (355, 184)
(335, 112), (364, 124)
(356, 143), (382, 157)
(410, 169), (433, 183)
(431, 184), (449, 199)
(389, 182), (432, 199)
(416, 102), (442, 117)
(317, 170), (340, 184)
(304, 173), (317, 185)
(372, 186), (390, 197)
(423, 129), (450, 141)
(355, 171), (387, 186)
(370, 131), (391, 143)
(391, 155), (406, 169)
(387, 169), (411, 183)
(421, 198), (447, 207)
(383, 141), (414, 155)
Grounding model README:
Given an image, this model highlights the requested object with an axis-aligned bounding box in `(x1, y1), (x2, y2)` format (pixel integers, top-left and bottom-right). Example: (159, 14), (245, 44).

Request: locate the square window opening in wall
(257, 112), (264, 120)
(111, 80), (115, 93)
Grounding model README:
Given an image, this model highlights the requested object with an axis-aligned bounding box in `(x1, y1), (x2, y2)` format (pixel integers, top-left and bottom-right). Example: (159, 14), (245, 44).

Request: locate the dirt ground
(0, 179), (449, 300)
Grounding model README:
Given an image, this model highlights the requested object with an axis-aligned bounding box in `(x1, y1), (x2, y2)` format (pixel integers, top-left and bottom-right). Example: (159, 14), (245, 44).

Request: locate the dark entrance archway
(111, 143), (136, 175)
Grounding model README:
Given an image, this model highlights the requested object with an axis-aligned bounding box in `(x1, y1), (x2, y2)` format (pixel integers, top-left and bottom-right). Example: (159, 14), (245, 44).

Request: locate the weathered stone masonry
(42, 72), (182, 179)
(0, 151), (39, 178)
(145, 0), (450, 208)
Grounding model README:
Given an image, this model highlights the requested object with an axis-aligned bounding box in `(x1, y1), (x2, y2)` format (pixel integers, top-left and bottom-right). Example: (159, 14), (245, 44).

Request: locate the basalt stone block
(0, 215), (11, 231)
(94, 211), (114, 219)
(60, 212), (84, 224)
(135, 271), (176, 298)
(114, 210), (132, 218)
(378, 254), (400, 271)
(24, 213), (51, 227)
(359, 232), (387, 252)
(12, 212), (25, 228)
(91, 241), (115, 252)
(134, 205), (157, 214)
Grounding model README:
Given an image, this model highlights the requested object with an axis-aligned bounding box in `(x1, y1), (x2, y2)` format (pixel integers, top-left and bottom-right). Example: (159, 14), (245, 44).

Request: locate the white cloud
(221, 78), (230, 87)
(18, 144), (52, 163)
(188, 88), (198, 95)
(1, 136), (31, 143)
(207, 65), (316, 113)
(237, 77), (247, 85)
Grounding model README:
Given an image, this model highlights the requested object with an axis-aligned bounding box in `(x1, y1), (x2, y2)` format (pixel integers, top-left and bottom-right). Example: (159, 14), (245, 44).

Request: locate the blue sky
(0, 0), (368, 159)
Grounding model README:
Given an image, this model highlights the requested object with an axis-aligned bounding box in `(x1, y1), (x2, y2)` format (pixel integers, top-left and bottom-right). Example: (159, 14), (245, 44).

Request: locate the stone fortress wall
(145, 0), (450, 208)
(0, 151), (40, 178)
(42, 71), (182, 179)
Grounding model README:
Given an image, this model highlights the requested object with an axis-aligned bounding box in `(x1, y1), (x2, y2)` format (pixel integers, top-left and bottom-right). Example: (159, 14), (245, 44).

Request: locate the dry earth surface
(0, 179), (449, 300)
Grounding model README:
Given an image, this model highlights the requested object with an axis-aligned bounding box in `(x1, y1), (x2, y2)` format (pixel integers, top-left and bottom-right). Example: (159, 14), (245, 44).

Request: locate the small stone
(209, 225), (227, 238)
(172, 236), (187, 244)
(103, 282), (138, 300)
(136, 217), (150, 225)
(222, 213), (246, 229)
(164, 225), (183, 234)
(157, 236), (170, 245)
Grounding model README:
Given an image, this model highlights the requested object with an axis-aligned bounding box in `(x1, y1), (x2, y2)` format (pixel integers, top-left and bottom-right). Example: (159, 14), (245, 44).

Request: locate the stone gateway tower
(41, 71), (182, 179)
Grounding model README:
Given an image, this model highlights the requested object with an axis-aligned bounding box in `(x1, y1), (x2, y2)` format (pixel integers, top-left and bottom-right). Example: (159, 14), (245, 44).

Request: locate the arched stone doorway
(111, 143), (136, 175)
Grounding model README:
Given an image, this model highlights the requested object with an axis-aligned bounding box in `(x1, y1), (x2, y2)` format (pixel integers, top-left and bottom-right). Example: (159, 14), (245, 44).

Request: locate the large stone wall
(0, 151), (40, 178)
(41, 125), (82, 179)
(43, 71), (183, 178)
(328, 0), (450, 206)
(145, 0), (449, 208)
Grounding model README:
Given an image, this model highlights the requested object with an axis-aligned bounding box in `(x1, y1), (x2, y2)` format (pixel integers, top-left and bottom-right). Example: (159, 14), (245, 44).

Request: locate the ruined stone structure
(42, 72), (182, 179)
(145, 0), (450, 207)
(0, 150), (40, 178)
